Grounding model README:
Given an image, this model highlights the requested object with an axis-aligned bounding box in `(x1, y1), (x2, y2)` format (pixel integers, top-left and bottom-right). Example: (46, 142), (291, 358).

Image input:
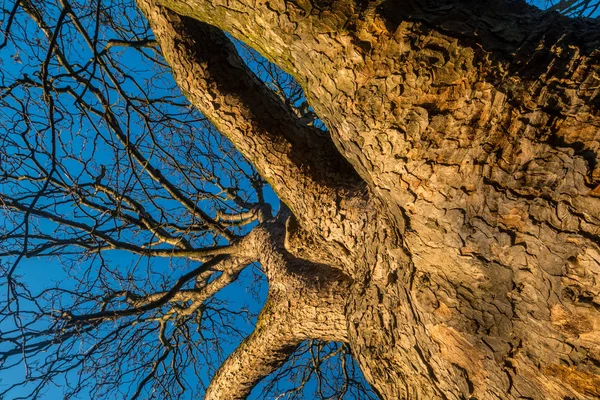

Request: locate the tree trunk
(140, 0), (600, 398)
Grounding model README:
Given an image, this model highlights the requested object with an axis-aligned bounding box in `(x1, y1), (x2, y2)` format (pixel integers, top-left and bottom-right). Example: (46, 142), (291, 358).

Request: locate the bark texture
(205, 215), (351, 399)
(138, 0), (600, 398)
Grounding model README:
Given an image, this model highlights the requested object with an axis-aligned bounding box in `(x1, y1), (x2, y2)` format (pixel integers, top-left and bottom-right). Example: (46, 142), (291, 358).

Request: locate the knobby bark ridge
(135, 0), (600, 398)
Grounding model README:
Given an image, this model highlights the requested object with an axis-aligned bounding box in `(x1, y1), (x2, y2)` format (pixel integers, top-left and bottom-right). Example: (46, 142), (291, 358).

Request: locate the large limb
(136, 0), (362, 231)
(205, 296), (301, 400)
(206, 218), (351, 399)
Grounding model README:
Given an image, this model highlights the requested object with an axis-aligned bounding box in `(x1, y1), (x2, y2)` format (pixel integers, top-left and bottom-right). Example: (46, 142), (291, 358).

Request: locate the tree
(1, 0), (600, 398)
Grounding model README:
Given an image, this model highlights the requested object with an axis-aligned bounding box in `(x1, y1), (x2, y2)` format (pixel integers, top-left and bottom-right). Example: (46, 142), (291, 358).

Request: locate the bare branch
(66, 254), (229, 323)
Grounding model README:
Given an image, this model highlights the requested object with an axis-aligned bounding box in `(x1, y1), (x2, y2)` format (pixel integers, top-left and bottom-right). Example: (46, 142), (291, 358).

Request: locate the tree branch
(204, 295), (302, 400)
(19, 0), (236, 241)
(102, 257), (251, 320)
(203, 213), (352, 398)
(0, 193), (239, 259)
(136, 0), (363, 230)
(66, 254), (230, 323)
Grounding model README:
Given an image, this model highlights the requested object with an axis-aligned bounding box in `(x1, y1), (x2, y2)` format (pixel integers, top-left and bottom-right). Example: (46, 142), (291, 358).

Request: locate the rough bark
(137, 0), (363, 234)
(206, 214), (352, 399)
(138, 0), (600, 398)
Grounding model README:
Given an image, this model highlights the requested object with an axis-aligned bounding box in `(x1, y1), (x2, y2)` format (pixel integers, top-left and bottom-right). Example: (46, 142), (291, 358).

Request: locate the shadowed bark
(137, 0), (363, 227)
